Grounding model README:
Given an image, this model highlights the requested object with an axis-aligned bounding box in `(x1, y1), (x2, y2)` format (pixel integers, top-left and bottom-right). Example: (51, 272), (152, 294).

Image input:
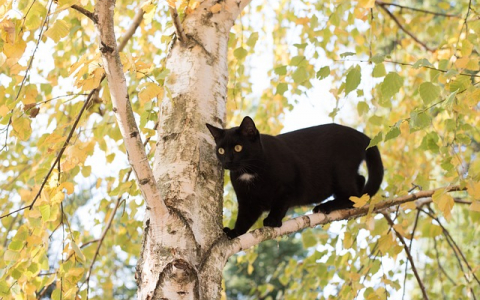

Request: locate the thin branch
(71, 5), (97, 23)
(420, 208), (480, 287)
(81, 198), (122, 295)
(118, 8), (145, 52)
(168, 5), (188, 45)
(402, 209), (421, 300)
(433, 236), (456, 285)
(376, 1), (435, 52)
(16, 0), (54, 101)
(224, 185), (465, 258)
(375, 1), (460, 18)
(0, 87), (98, 220)
(383, 212), (430, 300)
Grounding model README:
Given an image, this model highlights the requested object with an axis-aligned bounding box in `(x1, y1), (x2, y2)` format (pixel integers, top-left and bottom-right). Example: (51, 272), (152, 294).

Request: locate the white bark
(137, 0), (252, 299)
(94, 0), (168, 220)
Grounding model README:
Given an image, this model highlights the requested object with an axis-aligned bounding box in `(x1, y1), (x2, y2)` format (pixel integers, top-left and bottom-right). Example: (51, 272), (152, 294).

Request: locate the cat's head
(206, 116), (262, 171)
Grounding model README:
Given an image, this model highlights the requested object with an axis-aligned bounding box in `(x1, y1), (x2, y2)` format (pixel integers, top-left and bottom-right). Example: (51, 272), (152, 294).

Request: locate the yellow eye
(218, 148), (225, 154)
(234, 145), (243, 152)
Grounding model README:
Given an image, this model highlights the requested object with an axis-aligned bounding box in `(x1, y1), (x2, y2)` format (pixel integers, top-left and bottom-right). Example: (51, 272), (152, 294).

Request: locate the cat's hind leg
(313, 172), (361, 214)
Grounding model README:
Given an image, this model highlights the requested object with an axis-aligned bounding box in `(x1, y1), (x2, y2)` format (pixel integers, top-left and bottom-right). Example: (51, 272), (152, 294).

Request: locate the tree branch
(376, 1), (435, 52)
(118, 8), (144, 52)
(71, 5), (97, 23)
(94, 0), (168, 218)
(225, 186), (464, 258)
(375, 1), (460, 18)
(383, 212), (430, 300)
(168, 5), (188, 45)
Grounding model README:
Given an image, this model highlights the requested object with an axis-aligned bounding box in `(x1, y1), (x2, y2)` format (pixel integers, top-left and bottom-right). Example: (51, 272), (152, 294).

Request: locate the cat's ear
(239, 116), (259, 139)
(206, 123), (225, 141)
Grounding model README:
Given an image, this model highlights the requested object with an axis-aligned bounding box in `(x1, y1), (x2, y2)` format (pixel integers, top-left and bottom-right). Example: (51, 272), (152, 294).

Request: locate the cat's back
(276, 123), (369, 150)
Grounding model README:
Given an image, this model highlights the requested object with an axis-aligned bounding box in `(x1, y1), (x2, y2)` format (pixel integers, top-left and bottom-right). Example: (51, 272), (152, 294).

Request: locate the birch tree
(0, 0), (479, 299)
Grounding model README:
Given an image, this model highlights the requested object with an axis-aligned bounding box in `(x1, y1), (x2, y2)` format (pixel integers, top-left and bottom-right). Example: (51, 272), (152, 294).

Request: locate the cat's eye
(218, 148), (225, 155)
(234, 145), (243, 152)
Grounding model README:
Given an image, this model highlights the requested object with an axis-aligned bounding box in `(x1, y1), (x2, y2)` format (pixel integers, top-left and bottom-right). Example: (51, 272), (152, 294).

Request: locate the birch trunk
(136, 1), (250, 299)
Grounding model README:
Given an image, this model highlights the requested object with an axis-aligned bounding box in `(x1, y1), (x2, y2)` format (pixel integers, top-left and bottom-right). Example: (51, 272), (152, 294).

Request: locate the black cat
(206, 116), (383, 239)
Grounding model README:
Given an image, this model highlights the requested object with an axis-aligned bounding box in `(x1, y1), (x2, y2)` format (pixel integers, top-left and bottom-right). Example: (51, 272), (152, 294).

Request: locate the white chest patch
(238, 173), (256, 182)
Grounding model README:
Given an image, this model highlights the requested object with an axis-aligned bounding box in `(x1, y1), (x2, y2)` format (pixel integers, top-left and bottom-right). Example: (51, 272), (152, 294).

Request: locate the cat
(206, 116), (383, 239)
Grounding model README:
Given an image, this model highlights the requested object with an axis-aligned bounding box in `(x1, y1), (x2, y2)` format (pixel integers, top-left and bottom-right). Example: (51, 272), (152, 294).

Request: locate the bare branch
(118, 8), (144, 52)
(375, 1), (460, 18)
(376, 1), (435, 52)
(383, 212), (430, 300)
(71, 5), (97, 22)
(225, 186), (465, 258)
(94, 0), (168, 218)
(168, 5), (188, 45)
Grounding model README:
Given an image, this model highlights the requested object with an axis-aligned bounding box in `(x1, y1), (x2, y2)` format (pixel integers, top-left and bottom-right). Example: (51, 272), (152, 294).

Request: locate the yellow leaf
(96, 178), (102, 189)
(138, 82), (163, 105)
(211, 3), (222, 13)
(3, 39), (26, 61)
(358, 0), (375, 8)
(467, 180), (480, 200)
(51, 191), (65, 204)
(437, 193), (454, 220)
(471, 201), (480, 212)
(44, 19), (70, 43)
(11, 116), (32, 141)
(350, 193), (370, 208)
(455, 56), (469, 69)
(59, 182), (74, 195)
(247, 264), (254, 275)
(0, 105), (9, 117)
(166, 0), (176, 8)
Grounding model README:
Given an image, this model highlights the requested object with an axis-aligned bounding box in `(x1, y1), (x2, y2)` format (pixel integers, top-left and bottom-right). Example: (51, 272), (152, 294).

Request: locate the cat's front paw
(263, 217), (282, 228)
(223, 227), (239, 239)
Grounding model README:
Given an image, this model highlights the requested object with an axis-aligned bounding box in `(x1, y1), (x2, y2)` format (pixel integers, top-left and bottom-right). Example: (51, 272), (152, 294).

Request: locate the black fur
(206, 117), (383, 239)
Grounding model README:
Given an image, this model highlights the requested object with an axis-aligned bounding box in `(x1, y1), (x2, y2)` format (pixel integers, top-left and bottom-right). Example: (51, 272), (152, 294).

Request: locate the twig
(168, 4), (188, 45)
(420, 208), (480, 288)
(81, 198), (122, 295)
(0, 87), (99, 220)
(16, 0), (54, 102)
(383, 212), (430, 300)
(376, 2), (435, 52)
(71, 5), (97, 22)
(118, 8), (145, 52)
(402, 209), (421, 300)
(375, 1), (460, 18)
(433, 237), (455, 285)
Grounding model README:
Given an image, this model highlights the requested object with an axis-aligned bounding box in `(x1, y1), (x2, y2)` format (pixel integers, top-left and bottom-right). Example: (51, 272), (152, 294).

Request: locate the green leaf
(381, 72), (403, 99)
(233, 47), (248, 59)
(413, 58), (433, 69)
(246, 32), (258, 48)
(357, 101), (369, 116)
(419, 82), (440, 105)
(290, 56), (306, 66)
(274, 65), (287, 76)
(276, 83), (288, 95)
(8, 240), (24, 251)
(340, 52), (356, 58)
(410, 111), (431, 130)
(372, 63), (386, 78)
(345, 65), (361, 95)
(367, 132), (382, 149)
(39, 205), (51, 221)
(293, 43), (307, 49)
(12, 116), (32, 141)
(292, 67), (308, 84)
(316, 66), (330, 80)
(384, 126), (401, 142)
(370, 54), (384, 64)
(301, 230), (317, 248)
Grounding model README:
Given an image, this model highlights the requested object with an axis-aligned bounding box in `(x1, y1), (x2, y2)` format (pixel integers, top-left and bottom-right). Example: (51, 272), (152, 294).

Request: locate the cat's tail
(363, 146), (384, 197)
